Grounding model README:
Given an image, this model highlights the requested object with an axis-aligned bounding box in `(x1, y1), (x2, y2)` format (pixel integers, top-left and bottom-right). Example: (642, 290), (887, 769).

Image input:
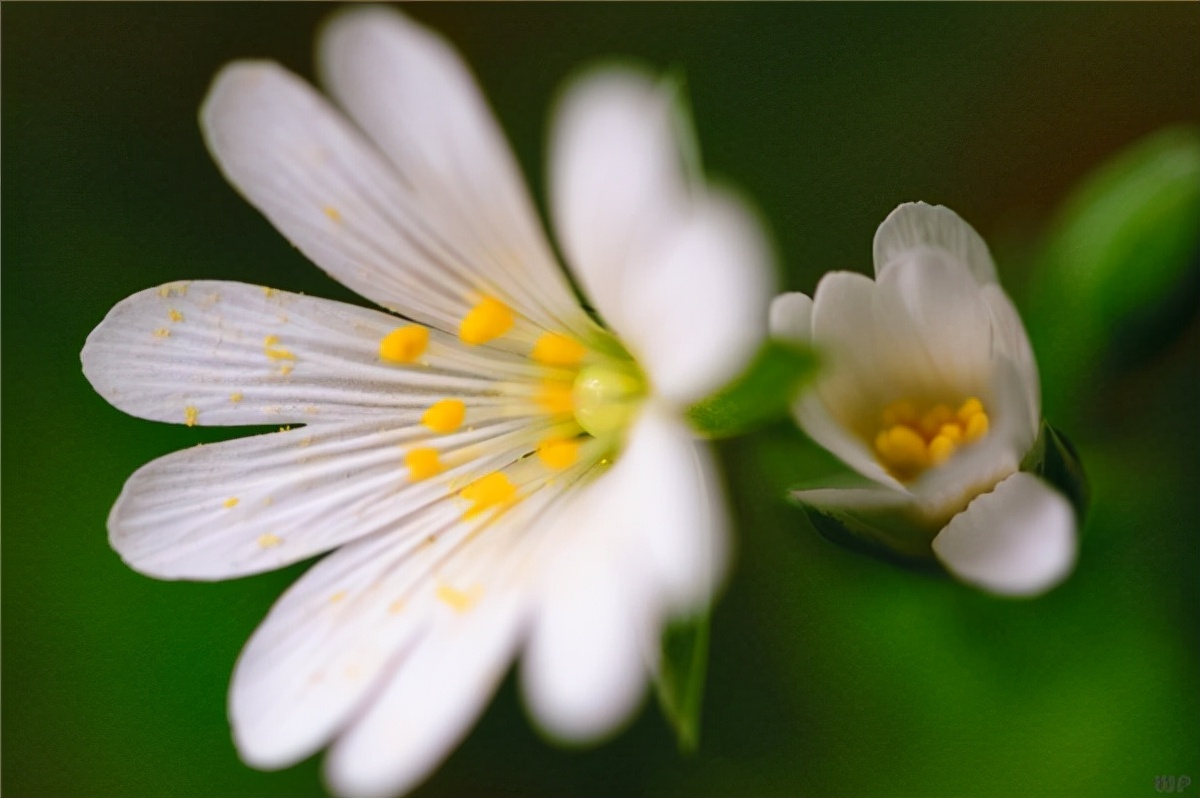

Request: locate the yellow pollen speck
(422, 399), (466, 434)
(460, 472), (517, 518)
(380, 325), (429, 363)
(261, 286), (278, 298)
(263, 335), (296, 361)
(532, 333), (587, 367)
(537, 437), (580, 470)
(405, 447), (443, 481)
(388, 598), (406, 615)
(330, 591), (347, 604)
(158, 285), (171, 298)
(459, 296), (513, 345)
(257, 533), (282, 548)
(168, 309), (184, 323)
(230, 392), (243, 403)
(964, 411), (990, 442)
(277, 363), (294, 377)
(536, 380), (575, 416)
(323, 205), (342, 222)
(154, 328), (170, 338)
(436, 584), (481, 613)
(223, 497), (240, 509)
(184, 406), (199, 427)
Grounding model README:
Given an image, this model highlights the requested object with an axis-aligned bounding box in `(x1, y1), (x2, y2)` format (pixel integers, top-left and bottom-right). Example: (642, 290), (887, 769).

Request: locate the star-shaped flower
(771, 202), (1078, 596)
(82, 9), (773, 797)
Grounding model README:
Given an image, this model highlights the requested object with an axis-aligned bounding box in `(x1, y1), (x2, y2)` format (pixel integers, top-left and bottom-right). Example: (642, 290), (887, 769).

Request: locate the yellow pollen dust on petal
(459, 296), (513, 345)
(154, 328), (170, 338)
(168, 309), (184, 323)
(379, 325), (429, 363)
(323, 205), (342, 223)
(263, 335), (296, 361)
(537, 437), (580, 470)
(460, 472), (517, 519)
(404, 447), (443, 482)
(257, 533), (282, 549)
(329, 590), (347, 604)
(223, 497), (240, 509)
(422, 399), (466, 434)
(436, 583), (481, 613)
(536, 380), (576, 416)
(230, 392), (243, 403)
(531, 333), (587, 367)
(184, 406), (199, 427)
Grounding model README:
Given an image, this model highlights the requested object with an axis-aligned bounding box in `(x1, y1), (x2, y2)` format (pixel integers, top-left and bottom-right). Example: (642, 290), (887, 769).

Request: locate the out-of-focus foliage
(1028, 126), (1200, 420)
(688, 342), (816, 439)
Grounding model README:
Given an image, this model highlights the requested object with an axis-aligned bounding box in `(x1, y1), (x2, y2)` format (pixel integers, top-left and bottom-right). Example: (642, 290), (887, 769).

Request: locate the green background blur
(4, 4), (1198, 797)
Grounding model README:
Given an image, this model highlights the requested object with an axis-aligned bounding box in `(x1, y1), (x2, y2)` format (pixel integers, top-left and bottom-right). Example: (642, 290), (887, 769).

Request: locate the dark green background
(4, 4), (1198, 797)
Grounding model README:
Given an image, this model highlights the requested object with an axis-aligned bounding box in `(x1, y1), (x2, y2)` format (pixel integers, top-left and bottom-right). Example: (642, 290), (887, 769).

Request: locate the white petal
(618, 191), (774, 403)
(550, 68), (686, 319)
(982, 284), (1040, 431)
(794, 390), (907, 493)
(550, 69), (774, 403)
(871, 246), (994, 399)
(808, 270), (890, 426)
(82, 281), (546, 428)
(932, 472), (1076, 596)
(201, 62), (581, 345)
(872, 202), (997, 285)
(769, 292), (813, 345)
(108, 417), (544, 580)
(521, 407), (725, 741)
(317, 9), (588, 338)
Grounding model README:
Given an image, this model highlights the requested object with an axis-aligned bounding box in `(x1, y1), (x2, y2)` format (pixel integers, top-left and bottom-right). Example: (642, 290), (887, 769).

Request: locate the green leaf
(687, 341), (818, 438)
(1028, 125), (1200, 417)
(654, 611), (710, 754)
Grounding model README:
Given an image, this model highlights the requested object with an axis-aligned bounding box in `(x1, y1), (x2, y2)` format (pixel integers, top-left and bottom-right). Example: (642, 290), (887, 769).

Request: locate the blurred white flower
(771, 202), (1076, 596)
(82, 9), (772, 798)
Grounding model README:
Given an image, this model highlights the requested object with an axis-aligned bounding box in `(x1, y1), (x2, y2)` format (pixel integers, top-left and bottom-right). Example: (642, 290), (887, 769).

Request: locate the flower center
(873, 397), (989, 481)
(572, 361), (647, 440)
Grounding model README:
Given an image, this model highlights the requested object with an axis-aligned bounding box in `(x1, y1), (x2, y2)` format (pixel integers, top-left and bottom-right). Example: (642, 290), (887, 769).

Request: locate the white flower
(81, 9), (772, 798)
(770, 202), (1077, 596)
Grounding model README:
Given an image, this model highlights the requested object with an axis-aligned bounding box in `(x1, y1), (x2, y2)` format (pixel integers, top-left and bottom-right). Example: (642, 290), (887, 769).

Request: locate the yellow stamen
(919, 404), (954, 438)
(223, 497), (240, 509)
(957, 397), (984, 424)
(875, 424), (929, 472)
(536, 380), (575, 416)
(964, 411), (990, 442)
(460, 472), (517, 518)
(938, 422), (963, 443)
(404, 447), (443, 482)
(257, 533), (282, 548)
(184, 406), (199, 427)
(380, 325), (428, 364)
(436, 584), (481, 613)
(422, 399), (465, 434)
(537, 437), (580, 470)
(531, 333), (586, 367)
(459, 296), (513, 345)
(928, 434), (958, 466)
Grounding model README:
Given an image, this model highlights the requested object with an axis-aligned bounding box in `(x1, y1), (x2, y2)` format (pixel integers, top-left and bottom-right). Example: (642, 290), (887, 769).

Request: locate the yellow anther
(532, 333), (587, 367)
(875, 424), (929, 472)
(928, 434), (958, 466)
(938, 423), (963, 443)
(380, 325), (429, 364)
(957, 397), (984, 424)
(459, 296), (513, 345)
(223, 497), (240, 509)
(168, 309), (184, 323)
(537, 437), (580, 470)
(422, 399), (466, 434)
(323, 205), (342, 222)
(881, 400), (919, 427)
(230, 392), (244, 403)
(257, 533), (282, 548)
(184, 406), (199, 427)
(436, 584), (481, 613)
(154, 328), (170, 338)
(536, 381), (576, 416)
(460, 472), (517, 518)
(404, 447), (443, 482)
(964, 411), (990, 443)
(920, 404), (954, 438)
